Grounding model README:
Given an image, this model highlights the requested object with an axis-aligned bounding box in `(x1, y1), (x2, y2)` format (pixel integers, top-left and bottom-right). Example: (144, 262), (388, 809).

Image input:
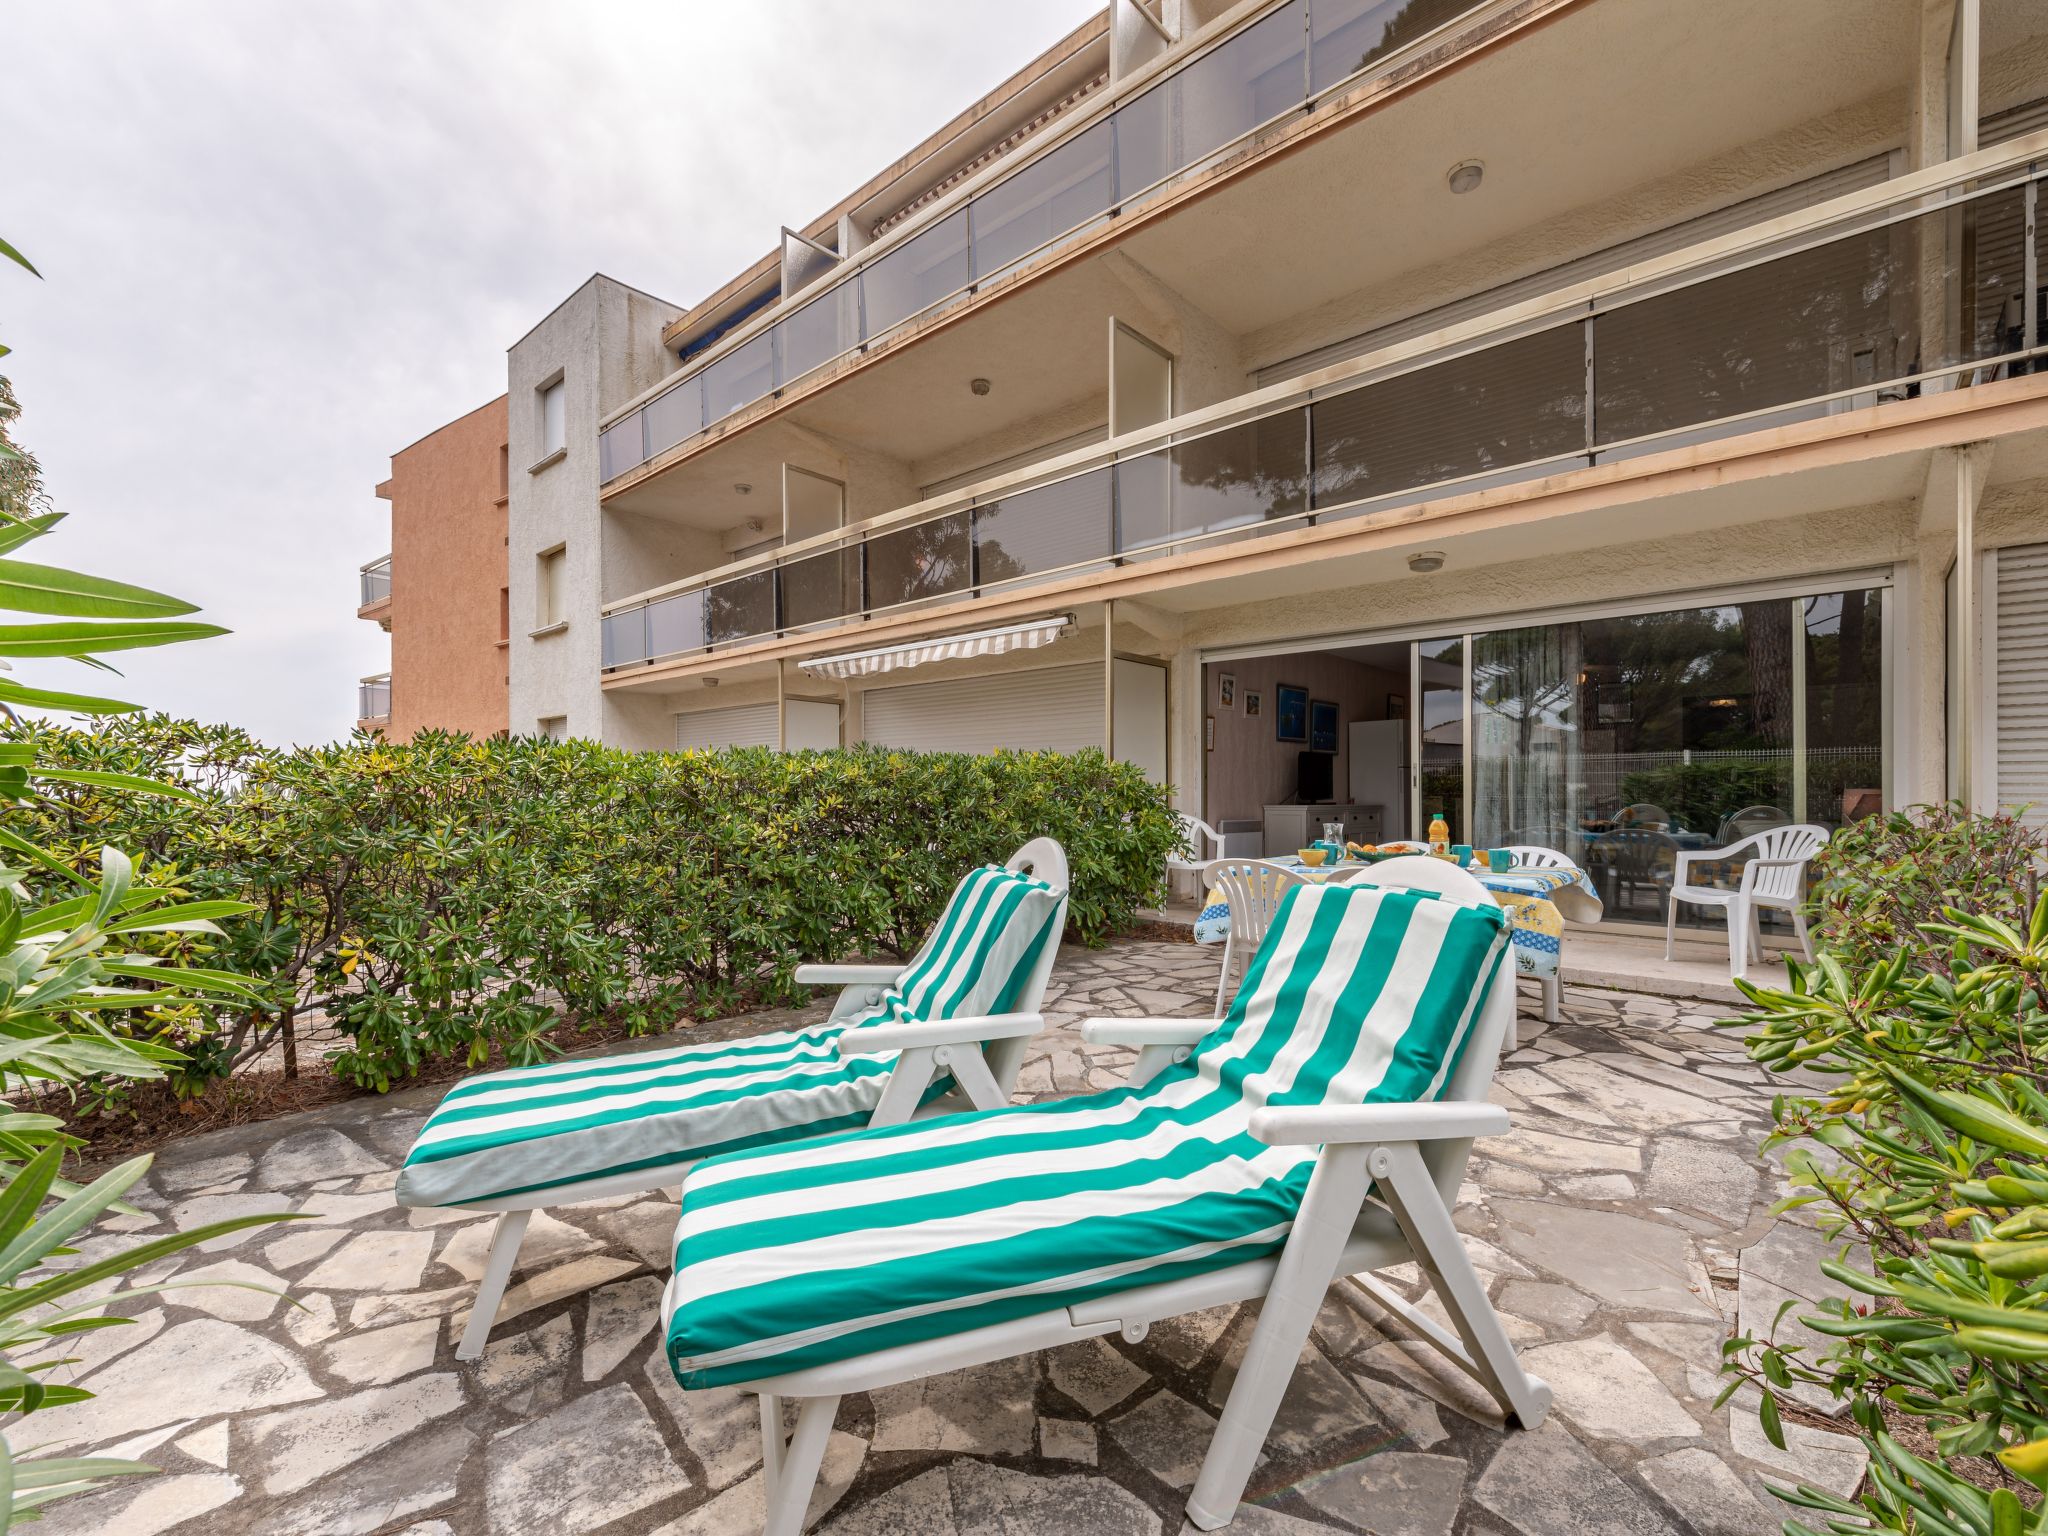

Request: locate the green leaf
(1758, 1389), (1786, 1450)
(0, 620), (225, 657)
(102, 900), (256, 933)
(0, 1155), (146, 1285)
(0, 558), (197, 620)
(0, 515), (62, 558)
(0, 1211), (301, 1322)
(0, 826), (88, 888)
(0, 1148), (61, 1256)
(8, 1456), (156, 1493)
(0, 677), (140, 717)
(0, 234), (38, 277)
(30, 767), (200, 803)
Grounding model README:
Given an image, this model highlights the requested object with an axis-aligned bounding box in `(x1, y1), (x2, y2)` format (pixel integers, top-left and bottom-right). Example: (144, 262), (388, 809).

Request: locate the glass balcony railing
(359, 557), (392, 607)
(358, 674), (392, 721)
(596, 0), (1494, 484)
(601, 152), (2048, 675)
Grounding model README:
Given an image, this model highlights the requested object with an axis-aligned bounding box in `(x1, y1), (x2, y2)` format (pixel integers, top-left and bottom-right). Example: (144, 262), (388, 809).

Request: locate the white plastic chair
(1499, 844), (1575, 871)
(1168, 811), (1224, 900)
(1664, 823), (1828, 978)
(411, 839), (1068, 1360)
(1497, 846), (1579, 1026)
(714, 857), (1548, 1536)
(1207, 858), (1310, 1012)
(1717, 804), (1791, 843)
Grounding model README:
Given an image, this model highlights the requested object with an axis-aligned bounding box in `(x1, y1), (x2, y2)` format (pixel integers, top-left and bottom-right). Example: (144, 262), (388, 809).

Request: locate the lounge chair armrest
(1249, 1102), (1510, 1146)
(839, 1012), (1045, 1055)
(1078, 1017), (1220, 1047)
(794, 963), (906, 987)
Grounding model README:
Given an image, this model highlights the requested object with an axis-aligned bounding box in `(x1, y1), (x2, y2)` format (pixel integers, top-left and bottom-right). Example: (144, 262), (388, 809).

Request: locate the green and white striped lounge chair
(659, 855), (1552, 1535)
(397, 838), (1068, 1360)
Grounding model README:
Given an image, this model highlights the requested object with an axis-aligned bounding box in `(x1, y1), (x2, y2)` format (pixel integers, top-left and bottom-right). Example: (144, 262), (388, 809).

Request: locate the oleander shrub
(1721, 805), (2048, 1533)
(7, 718), (1178, 1092)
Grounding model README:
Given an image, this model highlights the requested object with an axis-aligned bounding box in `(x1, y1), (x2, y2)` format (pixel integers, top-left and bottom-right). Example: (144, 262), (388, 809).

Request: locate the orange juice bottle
(1427, 811), (1449, 855)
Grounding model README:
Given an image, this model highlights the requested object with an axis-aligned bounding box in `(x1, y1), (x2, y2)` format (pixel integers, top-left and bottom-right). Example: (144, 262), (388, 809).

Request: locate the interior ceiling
(618, 0), (1923, 531)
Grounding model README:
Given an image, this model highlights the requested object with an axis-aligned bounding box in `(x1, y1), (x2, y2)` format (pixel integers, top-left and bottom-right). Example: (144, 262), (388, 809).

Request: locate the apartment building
(497, 0), (2048, 934)
(358, 395), (512, 741)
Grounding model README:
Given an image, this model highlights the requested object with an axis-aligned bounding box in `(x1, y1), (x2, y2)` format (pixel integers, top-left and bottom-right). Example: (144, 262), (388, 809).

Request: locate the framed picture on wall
(1276, 684), (1308, 743)
(1205, 715), (1215, 752)
(1243, 690), (1263, 720)
(1309, 699), (1338, 753)
(1217, 672), (1236, 709)
(1387, 693), (1407, 720)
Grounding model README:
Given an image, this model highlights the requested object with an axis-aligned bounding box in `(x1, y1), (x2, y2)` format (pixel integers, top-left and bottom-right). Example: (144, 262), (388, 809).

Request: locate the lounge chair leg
(1377, 1143), (1551, 1429)
(761, 1393), (840, 1536)
(1187, 1142), (1373, 1530)
(866, 1046), (939, 1128)
(456, 1208), (532, 1362)
(937, 1043), (1007, 1112)
(759, 1392), (784, 1486)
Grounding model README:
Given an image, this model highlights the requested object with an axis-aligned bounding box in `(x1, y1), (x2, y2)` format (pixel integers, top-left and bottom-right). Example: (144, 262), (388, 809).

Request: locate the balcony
(358, 674), (391, 725)
(596, 0), (1503, 486)
(601, 133), (2048, 679)
(358, 556), (392, 627)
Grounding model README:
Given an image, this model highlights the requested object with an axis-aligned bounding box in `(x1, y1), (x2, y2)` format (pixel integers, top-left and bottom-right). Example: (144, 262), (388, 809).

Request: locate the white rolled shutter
(861, 664), (1103, 754)
(674, 701), (779, 750)
(1996, 544), (2048, 827)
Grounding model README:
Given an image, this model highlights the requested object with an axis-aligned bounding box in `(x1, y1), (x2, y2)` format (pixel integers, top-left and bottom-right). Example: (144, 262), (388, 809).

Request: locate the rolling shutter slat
(861, 664), (1103, 755)
(1998, 544), (2048, 827)
(674, 702), (779, 750)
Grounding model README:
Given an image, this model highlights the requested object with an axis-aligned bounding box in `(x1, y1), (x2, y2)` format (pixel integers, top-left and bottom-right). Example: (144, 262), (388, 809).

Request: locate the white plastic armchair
(1499, 844), (1576, 871)
(1168, 812), (1224, 898)
(1206, 859), (1311, 1012)
(1664, 823), (1827, 978)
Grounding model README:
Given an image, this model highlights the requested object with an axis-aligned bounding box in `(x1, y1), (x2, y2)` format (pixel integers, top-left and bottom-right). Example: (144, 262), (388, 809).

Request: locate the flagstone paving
(38, 940), (1858, 1536)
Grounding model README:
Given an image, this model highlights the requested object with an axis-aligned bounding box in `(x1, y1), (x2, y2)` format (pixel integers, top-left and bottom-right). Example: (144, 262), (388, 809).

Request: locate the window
(538, 377), (566, 459)
(538, 716), (568, 743)
(535, 545), (567, 630)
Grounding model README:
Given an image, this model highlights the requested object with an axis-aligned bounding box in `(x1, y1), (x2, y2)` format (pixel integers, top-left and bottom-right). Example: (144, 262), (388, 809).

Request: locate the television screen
(1298, 750), (1333, 803)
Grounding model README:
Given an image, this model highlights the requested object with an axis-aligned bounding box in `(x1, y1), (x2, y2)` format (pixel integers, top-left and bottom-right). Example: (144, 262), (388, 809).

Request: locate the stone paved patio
(35, 940), (1862, 1536)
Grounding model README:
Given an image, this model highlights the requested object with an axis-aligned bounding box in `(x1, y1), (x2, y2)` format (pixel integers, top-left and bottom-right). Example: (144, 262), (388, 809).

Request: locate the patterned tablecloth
(1193, 858), (1603, 981)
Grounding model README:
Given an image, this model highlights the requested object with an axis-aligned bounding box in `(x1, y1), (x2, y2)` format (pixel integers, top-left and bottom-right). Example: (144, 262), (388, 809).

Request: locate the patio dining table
(1193, 856), (1602, 983)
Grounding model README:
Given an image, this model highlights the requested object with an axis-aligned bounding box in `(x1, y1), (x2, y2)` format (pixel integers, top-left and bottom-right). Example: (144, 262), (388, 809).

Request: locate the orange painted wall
(378, 396), (509, 741)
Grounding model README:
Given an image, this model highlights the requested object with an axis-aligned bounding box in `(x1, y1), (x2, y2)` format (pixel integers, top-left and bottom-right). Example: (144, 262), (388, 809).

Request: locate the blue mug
(1488, 848), (1514, 873)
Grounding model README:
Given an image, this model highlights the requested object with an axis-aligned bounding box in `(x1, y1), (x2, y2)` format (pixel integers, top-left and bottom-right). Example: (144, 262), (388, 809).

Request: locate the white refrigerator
(1347, 720), (1409, 840)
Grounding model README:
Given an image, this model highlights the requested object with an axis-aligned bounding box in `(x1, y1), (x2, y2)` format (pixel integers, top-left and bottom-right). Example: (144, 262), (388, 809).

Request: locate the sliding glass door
(1414, 584), (1886, 927)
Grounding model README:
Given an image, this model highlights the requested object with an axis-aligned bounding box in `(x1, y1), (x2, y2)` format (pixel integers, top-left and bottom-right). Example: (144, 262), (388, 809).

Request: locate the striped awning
(800, 614), (1074, 680)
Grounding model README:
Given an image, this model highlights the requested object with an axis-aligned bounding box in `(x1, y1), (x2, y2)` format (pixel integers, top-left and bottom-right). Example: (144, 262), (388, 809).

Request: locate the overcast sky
(3, 0), (1100, 746)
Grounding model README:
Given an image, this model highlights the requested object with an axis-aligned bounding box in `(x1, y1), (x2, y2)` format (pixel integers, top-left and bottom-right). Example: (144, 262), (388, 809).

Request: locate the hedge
(12, 718), (1179, 1093)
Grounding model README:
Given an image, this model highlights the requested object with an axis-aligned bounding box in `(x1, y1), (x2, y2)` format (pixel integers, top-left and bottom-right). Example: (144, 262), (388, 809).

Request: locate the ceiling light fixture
(970, 377), (992, 396)
(1407, 551), (1446, 573)
(1446, 160), (1484, 195)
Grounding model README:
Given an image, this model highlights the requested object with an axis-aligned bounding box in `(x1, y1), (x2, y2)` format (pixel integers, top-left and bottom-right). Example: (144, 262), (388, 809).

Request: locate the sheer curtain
(1471, 624), (1579, 849)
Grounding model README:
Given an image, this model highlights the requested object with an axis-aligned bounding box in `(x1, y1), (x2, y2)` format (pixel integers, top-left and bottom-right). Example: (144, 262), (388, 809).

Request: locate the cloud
(1, 0), (1100, 746)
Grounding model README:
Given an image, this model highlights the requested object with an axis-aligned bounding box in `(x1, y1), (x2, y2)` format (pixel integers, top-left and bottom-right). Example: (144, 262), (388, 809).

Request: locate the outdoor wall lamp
(1408, 551), (1447, 573)
(1446, 160), (1484, 195)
